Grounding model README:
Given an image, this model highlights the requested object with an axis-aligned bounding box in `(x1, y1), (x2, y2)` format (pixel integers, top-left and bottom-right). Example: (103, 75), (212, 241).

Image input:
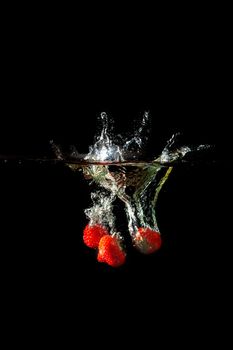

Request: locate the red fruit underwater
(134, 227), (162, 254)
(83, 224), (109, 249)
(97, 235), (126, 267)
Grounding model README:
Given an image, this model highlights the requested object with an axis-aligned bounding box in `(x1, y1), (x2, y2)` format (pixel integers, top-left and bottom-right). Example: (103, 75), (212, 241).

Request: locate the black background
(0, 10), (232, 338)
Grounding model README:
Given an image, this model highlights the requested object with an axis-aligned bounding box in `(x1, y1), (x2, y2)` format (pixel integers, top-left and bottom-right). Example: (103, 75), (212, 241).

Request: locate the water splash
(68, 112), (210, 267)
(84, 112), (152, 162)
(84, 112), (123, 162)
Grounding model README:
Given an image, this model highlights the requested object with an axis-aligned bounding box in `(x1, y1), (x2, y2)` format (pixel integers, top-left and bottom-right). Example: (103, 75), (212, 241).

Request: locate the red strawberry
(83, 224), (109, 249)
(134, 227), (162, 254)
(97, 235), (126, 267)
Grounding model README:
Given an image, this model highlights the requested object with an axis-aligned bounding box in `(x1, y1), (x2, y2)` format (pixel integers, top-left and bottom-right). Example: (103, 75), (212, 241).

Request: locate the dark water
(0, 150), (230, 275)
